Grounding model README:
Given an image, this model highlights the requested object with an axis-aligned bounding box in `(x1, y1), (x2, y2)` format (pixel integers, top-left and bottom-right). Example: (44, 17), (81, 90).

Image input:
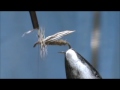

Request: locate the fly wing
(44, 30), (75, 42)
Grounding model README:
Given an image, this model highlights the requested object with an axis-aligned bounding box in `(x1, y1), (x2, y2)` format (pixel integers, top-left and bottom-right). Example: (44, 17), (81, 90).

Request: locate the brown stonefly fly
(22, 28), (75, 58)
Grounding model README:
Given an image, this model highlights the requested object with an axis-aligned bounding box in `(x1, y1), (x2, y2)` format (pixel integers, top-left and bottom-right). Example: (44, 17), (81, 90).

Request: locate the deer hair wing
(44, 30), (75, 42)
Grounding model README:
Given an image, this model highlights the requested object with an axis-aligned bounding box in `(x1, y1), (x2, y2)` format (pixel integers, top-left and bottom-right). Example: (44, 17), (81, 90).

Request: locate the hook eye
(58, 51), (65, 54)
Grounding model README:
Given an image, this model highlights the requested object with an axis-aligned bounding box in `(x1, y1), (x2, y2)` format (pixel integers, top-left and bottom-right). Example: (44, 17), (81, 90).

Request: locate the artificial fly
(22, 28), (75, 58)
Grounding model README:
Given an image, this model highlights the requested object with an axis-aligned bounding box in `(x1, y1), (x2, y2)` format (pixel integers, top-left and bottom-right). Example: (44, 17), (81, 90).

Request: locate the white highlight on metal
(66, 49), (96, 79)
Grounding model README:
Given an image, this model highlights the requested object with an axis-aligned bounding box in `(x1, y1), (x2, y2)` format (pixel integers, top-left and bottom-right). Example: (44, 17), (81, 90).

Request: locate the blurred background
(0, 11), (120, 79)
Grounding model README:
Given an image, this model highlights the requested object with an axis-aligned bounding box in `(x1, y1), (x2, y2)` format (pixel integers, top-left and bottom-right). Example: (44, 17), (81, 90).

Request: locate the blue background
(0, 11), (120, 78)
